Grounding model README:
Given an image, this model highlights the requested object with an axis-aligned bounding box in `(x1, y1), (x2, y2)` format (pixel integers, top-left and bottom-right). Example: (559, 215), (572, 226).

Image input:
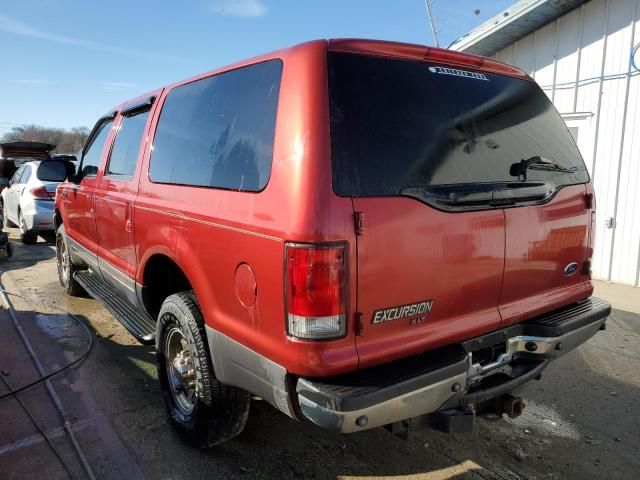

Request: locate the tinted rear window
(329, 53), (589, 205)
(150, 60), (282, 191)
(36, 161), (68, 182)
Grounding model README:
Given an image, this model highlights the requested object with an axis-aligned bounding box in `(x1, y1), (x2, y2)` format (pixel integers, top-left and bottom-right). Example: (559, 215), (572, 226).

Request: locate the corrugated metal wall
(494, 0), (640, 286)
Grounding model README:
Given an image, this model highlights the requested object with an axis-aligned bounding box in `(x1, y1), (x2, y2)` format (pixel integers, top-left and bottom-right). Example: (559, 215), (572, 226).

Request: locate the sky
(0, 0), (514, 133)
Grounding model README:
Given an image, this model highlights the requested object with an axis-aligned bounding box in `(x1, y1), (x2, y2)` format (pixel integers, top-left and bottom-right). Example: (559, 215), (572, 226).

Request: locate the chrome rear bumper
(296, 297), (610, 433)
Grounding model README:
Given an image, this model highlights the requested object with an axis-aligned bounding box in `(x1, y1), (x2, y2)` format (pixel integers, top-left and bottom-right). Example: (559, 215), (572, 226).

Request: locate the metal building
(451, 0), (640, 287)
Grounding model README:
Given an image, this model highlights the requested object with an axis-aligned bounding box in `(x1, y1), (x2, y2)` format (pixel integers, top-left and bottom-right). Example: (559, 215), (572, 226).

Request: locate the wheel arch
(53, 208), (63, 232)
(138, 251), (195, 320)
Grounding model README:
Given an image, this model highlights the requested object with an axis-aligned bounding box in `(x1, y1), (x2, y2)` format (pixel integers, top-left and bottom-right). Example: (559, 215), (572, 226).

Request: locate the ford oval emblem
(564, 262), (578, 276)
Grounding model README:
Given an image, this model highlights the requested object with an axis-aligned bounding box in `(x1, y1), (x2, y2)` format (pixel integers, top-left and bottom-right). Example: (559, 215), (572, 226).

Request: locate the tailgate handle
(354, 211), (365, 235)
(584, 193), (593, 209)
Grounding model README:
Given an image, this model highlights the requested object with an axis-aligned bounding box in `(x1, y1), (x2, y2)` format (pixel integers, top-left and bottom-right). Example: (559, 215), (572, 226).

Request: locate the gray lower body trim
(205, 326), (295, 419)
(97, 257), (138, 306)
(67, 236), (139, 307)
(297, 314), (607, 434)
(67, 236), (98, 271)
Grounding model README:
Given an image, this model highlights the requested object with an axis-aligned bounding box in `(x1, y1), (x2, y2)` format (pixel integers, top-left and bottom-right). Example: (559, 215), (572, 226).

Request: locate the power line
(424, 0), (441, 47)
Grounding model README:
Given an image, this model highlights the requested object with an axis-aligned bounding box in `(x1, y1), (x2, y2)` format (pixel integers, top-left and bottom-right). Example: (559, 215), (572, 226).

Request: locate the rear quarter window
(149, 60), (282, 192)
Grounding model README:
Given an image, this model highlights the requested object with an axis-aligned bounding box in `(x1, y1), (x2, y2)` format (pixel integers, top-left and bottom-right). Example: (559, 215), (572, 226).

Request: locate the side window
(150, 60), (282, 192)
(20, 166), (32, 184)
(106, 110), (150, 178)
(10, 166), (24, 185)
(81, 120), (113, 178)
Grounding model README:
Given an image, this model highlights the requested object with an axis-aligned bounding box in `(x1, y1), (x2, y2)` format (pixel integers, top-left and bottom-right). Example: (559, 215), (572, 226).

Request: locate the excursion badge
(372, 300), (434, 325)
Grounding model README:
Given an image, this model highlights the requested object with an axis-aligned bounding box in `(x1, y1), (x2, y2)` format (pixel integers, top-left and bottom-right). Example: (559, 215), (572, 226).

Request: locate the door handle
(125, 202), (133, 233)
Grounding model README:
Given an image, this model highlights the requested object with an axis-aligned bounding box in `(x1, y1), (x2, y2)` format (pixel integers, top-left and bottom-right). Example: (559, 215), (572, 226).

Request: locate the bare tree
(1, 124), (90, 154)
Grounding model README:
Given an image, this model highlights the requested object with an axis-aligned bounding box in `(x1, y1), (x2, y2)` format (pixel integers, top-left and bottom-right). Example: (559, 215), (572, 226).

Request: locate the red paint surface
(56, 39), (593, 378)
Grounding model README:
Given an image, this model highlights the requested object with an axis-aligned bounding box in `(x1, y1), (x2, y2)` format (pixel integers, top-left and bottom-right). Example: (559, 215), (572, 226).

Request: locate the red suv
(54, 39), (610, 446)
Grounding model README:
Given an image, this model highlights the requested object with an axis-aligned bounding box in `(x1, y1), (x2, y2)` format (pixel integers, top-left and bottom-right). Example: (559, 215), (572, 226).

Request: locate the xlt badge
(372, 300), (434, 324)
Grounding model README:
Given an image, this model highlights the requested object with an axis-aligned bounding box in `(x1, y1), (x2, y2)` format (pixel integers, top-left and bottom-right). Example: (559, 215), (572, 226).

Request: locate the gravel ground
(0, 229), (638, 480)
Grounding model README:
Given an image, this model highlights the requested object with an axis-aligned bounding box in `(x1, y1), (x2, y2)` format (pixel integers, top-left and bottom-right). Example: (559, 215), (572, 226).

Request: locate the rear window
(36, 161), (68, 182)
(329, 53), (589, 210)
(150, 60), (282, 192)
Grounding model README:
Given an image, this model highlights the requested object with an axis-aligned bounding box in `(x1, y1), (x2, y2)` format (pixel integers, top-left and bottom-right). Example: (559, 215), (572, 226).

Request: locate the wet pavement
(0, 228), (638, 479)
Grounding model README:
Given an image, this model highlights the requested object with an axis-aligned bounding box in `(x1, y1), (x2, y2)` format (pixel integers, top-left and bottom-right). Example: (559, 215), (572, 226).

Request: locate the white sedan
(1, 160), (70, 244)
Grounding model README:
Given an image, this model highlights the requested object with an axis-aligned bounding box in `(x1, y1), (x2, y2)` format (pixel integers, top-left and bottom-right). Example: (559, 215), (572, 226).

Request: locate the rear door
(328, 52), (591, 366)
(94, 97), (155, 300)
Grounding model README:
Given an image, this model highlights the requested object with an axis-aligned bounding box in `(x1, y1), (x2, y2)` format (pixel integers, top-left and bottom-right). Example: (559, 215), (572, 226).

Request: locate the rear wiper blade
(510, 155), (576, 181)
(400, 182), (553, 210)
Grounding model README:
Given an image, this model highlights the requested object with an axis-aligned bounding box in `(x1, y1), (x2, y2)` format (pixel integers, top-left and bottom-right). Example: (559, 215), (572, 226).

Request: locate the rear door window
(19, 166), (32, 184)
(11, 166), (24, 185)
(150, 60), (282, 192)
(107, 110), (150, 178)
(329, 53), (589, 211)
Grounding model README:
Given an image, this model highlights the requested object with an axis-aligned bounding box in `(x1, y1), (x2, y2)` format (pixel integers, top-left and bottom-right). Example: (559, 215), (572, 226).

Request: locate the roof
(449, 0), (588, 56)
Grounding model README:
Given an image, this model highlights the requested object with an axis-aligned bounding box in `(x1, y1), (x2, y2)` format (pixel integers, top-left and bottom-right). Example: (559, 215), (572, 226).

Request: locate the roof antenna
(424, 0), (441, 47)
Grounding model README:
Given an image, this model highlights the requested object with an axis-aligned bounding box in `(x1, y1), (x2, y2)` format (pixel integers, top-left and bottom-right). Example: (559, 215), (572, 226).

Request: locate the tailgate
(499, 184), (591, 326)
(327, 52), (591, 368)
(352, 197), (504, 368)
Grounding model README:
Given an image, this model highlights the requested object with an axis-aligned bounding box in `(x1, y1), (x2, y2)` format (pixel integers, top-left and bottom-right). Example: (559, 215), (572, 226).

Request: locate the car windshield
(328, 52), (589, 203)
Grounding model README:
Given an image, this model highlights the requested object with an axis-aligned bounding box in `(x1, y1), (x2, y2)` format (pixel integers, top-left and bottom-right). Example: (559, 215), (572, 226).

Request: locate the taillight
(285, 243), (347, 340)
(30, 186), (54, 200)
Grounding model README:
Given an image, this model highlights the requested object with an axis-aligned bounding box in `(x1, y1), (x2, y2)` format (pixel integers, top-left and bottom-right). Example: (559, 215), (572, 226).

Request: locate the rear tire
(156, 292), (250, 447)
(56, 224), (85, 296)
(19, 211), (37, 244)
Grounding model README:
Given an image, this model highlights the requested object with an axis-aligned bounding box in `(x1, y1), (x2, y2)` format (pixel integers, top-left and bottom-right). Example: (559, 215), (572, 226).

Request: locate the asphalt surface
(0, 229), (638, 479)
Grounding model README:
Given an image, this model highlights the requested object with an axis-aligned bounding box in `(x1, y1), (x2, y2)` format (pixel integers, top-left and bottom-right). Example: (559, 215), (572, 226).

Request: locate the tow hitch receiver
(386, 394), (526, 437)
(429, 394), (525, 434)
(501, 394), (525, 419)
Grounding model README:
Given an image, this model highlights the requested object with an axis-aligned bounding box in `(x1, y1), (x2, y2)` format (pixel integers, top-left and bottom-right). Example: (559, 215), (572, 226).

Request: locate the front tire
(19, 211), (37, 244)
(56, 224), (85, 296)
(156, 292), (250, 447)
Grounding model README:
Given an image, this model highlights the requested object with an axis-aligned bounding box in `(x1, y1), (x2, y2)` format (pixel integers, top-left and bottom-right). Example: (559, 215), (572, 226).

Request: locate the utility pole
(424, 0), (441, 47)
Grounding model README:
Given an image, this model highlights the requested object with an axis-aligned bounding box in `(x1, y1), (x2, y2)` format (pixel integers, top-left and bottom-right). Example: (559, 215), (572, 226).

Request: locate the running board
(74, 270), (155, 344)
